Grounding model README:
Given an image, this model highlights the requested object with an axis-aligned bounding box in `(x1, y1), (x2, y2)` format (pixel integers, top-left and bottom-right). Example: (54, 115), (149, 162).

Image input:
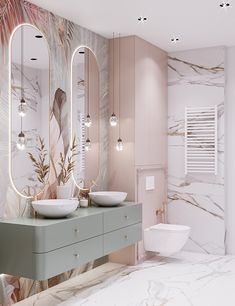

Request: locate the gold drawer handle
(124, 215), (129, 220)
(74, 253), (80, 258)
(74, 228), (79, 234)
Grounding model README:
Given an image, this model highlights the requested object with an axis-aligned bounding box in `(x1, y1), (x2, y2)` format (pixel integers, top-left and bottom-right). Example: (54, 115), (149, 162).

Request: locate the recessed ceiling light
(171, 37), (180, 43)
(219, 2), (230, 8)
(30, 58), (38, 61)
(35, 35), (43, 38)
(138, 16), (147, 23)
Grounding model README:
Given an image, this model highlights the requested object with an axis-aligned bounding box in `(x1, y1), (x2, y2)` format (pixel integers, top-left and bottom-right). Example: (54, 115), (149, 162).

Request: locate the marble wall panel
(168, 47), (225, 255)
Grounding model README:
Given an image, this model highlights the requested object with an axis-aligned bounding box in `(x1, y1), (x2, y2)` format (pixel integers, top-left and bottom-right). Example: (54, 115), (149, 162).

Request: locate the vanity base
(0, 202), (142, 280)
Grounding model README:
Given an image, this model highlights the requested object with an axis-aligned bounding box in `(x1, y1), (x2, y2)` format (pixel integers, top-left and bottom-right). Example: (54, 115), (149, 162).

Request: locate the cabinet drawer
(103, 223), (142, 255)
(103, 204), (142, 233)
(34, 214), (103, 253)
(33, 236), (103, 280)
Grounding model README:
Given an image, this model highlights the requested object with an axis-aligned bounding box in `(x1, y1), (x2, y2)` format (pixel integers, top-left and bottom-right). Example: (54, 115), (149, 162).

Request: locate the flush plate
(145, 176), (155, 191)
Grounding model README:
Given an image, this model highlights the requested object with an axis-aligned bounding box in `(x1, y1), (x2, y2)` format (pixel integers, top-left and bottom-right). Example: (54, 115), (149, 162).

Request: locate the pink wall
(135, 36), (167, 167)
(108, 36), (136, 201)
(108, 36), (168, 263)
(136, 167), (167, 260)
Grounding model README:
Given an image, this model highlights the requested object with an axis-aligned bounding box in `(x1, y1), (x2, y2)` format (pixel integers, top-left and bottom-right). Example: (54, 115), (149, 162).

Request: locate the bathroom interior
(0, 0), (235, 305)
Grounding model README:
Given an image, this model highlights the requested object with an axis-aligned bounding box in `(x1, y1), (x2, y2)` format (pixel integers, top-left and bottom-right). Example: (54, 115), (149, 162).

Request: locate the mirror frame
(9, 23), (51, 199)
(70, 46), (101, 190)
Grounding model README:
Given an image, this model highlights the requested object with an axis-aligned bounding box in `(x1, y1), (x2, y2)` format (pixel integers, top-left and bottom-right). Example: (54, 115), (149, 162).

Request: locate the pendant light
(17, 26), (27, 150)
(17, 130), (27, 151)
(116, 137), (123, 151)
(85, 126), (91, 152)
(116, 34), (123, 151)
(110, 113), (118, 127)
(85, 138), (91, 151)
(18, 98), (27, 117)
(17, 113), (27, 150)
(18, 26), (27, 117)
(84, 49), (92, 128)
(110, 33), (118, 127)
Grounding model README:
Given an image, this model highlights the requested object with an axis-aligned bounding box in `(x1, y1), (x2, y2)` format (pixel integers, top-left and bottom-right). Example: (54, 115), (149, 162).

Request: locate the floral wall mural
(0, 0), (109, 304)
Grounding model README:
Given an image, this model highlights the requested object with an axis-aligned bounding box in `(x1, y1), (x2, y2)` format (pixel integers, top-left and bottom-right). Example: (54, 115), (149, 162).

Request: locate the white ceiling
(12, 25), (49, 69)
(28, 0), (235, 52)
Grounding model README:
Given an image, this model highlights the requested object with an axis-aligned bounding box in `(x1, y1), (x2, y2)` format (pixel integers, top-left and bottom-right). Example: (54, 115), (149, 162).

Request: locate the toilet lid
(150, 223), (190, 231)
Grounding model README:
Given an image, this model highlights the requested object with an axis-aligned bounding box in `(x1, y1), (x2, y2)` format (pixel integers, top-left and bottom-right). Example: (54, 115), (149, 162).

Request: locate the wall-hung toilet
(144, 223), (191, 256)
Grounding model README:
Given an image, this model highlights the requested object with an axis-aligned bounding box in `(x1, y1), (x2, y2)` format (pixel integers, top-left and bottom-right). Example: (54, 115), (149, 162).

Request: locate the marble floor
(17, 251), (235, 306)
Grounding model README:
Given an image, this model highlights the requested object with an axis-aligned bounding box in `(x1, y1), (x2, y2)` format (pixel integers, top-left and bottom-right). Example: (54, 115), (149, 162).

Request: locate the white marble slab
(15, 252), (235, 306)
(168, 47), (225, 255)
(15, 263), (125, 306)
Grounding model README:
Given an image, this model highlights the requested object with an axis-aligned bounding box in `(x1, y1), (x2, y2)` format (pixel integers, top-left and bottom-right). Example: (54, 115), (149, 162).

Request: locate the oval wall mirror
(71, 47), (100, 189)
(10, 24), (50, 198)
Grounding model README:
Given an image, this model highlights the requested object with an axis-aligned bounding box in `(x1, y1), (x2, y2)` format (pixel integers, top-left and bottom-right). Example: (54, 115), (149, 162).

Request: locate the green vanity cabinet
(103, 204), (142, 232)
(33, 236), (103, 280)
(103, 223), (142, 255)
(0, 202), (142, 280)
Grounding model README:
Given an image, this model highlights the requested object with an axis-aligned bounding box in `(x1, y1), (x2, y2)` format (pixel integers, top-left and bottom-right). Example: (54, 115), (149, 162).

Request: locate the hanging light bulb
(17, 27), (27, 151)
(116, 137), (123, 151)
(85, 138), (91, 151)
(84, 114), (92, 127)
(115, 35), (123, 153)
(18, 98), (27, 117)
(110, 33), (118, 127)
(17, 131), (27, 150)
(84, 49), (92, 128)
(110, 112), (118, 127)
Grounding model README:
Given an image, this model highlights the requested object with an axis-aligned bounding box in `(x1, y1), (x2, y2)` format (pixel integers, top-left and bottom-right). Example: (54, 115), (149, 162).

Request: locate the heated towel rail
(185, 106), (217, 175)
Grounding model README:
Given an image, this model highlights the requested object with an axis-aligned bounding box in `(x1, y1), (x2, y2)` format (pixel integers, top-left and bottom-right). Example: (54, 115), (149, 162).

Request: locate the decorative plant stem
(58, 137), (78, 185)
(28, 137), (49, 184)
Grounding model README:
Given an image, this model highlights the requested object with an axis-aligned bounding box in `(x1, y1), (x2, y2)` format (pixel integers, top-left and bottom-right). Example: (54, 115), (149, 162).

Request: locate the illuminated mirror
(71, 47), (99, 188)
(10, 24), (50, 197)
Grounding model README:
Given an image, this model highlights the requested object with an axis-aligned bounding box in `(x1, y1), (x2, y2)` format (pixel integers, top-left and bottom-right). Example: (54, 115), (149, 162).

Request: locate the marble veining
(168, 47), (225, 255)
(14, 252), (235, 306)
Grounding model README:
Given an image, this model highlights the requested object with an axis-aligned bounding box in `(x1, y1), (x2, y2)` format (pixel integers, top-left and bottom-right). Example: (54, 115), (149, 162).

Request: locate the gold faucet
(156, 201), (167, 223)
(77, 179), (98, 207)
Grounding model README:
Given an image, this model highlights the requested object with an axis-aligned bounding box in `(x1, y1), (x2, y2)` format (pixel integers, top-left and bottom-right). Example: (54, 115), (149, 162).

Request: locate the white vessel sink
(89, 191), (127, 207)
(32, 199), (78, 218)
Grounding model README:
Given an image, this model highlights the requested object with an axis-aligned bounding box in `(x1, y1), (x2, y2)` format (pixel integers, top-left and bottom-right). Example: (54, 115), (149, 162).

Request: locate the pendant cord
(112, 32), (115, 114)
(21, 26), (24, 100)
(87, 49), (90, 115)
(87, 123), (89, 139)
(118, 33), (121, 138)
(20, 26), (24, 135)
(20, 116), (23, 133)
